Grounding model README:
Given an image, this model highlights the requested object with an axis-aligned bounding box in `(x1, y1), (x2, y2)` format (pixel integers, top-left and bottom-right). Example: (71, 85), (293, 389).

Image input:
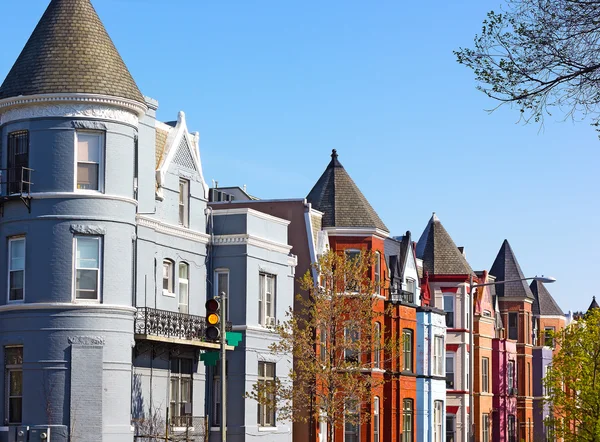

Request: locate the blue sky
(1, 0), (598, 313)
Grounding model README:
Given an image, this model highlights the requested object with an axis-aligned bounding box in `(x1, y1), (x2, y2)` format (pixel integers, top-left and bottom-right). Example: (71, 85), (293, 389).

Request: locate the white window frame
(257, 361), (276, 427)
(507, 360), (516, 395)
(444, 295), (454, 328)
(373, 396), (380, 442)
(434, 335), (444, 376)
(163, 259), (175, 296)
(320, 326), (327, 364)
(482, 357), (489, 393)
(403, 399), (413, 442)
(8, 237), (25, 303)
(446, 352), (455, 389)
(259, 273), (276, 326)
(344, 249), (361, 292)
(344, 323), (360, 363)
(374, 251), (381, 295)
(178, 178), (190, 227)
(403, 328), (413, 372)
(178, 262), (189, 314)
(75, 131), (104, 192)
(319, 411), (328, 442)
(5, 346), (23, 425)
(544, 326), (555, 348)
(482, 414), (490, 442)
(373, 322), (381, 369)
(170, 358), (193, 423)
(73, 236), (102, 302)
(434, 400), (443, 442)
(215, 269), (229, 321)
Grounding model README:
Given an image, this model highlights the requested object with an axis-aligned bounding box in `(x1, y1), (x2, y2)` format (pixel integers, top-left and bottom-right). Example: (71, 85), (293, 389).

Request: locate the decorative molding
(0, 93), (148, 126)
(68, 336), (105, 346)
(0, 303), (136, 314)
(136, 215), (210, 244)
(323, 227), (390, 239)
(30, 192), (138, 206)
(212, 207), (291, 226)
(213, 234), (292, 254)
(70, 224), (107, 235)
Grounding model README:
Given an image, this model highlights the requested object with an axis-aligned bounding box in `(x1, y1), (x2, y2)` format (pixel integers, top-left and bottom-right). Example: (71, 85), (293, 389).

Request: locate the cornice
(213, 234), (292, 255)
(211, 207), (291, 226)
(137, 215), (210, 244)
(0, 93), (147, 126)
(323, 227), (389, 239)
(0, 302), (136, 314)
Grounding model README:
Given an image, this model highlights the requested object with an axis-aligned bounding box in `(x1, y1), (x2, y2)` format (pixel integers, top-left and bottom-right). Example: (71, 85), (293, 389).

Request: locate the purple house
(492, 338), (518, 442)
(533, 347), (553, 440)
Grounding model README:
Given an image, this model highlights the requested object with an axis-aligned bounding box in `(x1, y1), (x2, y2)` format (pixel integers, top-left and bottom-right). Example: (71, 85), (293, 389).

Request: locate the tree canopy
(544, 307), (600, 442)
(455, 0), (600, 128)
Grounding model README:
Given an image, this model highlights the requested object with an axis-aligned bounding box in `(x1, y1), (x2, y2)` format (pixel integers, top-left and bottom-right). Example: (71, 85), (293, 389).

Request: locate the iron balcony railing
(0, 167), (33, 197)
(134, 307), (232, 342)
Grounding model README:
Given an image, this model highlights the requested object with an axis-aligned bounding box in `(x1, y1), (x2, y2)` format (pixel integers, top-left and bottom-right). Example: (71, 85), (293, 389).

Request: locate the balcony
(134, 307), (231, 350)
(0, 167), (34, 213)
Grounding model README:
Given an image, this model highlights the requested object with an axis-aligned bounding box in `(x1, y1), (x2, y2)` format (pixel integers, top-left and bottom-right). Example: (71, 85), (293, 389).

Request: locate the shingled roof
(588, 296), (599, 312)
(415, 213), (474, 276)
(306, 150), (388, 232)
(0, 0), (144, 104)
(489, 240), (534, 299)
(530, 280), (564, 316)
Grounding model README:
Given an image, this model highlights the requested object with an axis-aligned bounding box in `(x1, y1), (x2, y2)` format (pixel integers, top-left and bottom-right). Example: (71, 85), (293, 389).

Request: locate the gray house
(0, 1), (295, 441)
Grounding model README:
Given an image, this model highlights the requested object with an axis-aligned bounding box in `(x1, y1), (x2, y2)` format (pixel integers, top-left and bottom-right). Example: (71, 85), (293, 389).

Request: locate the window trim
(74, 130), (105, 193)
(433, 335), (444, 376)
(507, 360), (516, 394)
(402, 398), (413, 442)
(444, 294), (455, 328)
(403, 328), (413, 373)
(373, 396), (380, 442)
(482, 413), (490, 442)
(170, 358), (193, 421)
(257, 361), (276, 427)
(163, 259), (175, 296)
(373, 322), (382, 369)
(433, 400), (443, 442)
(5, 346), (23, 425)
(259, 273), (276, 326)
(73, 235), (102, 302)
(508, 312), (518, 340)
(482, 357), (489, 393)
(344, 323), (360, 363)
(8, 237), (25, 303)
(7, 131), (29, 195)
(344, 398), (360, 442)
(374, 251), (381, 295)
(178, 262), (189, 314)
(446, 352), (455, 390)
(178, 178), (190, 227)
(544, 326), (555, 348)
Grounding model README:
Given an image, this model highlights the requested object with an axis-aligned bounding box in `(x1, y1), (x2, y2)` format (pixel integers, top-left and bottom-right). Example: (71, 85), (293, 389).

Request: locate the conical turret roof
(588, 296), (599, 312)
(306, 150), (388, 232)
(415, 213), (474, 276)
(0, 0), (144, 104)
(530, 280), (564, 316)
(489, 240), (534, 299)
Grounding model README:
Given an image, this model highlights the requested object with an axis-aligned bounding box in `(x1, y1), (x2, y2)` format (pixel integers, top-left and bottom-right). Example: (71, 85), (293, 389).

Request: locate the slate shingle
(588, 296), (599, 313)
(306, 150), (388, 232)
(530, 280), (564, 316)
(489, 240), (534, 299)
(415, 213), (474, 276)
(0, 0), (144, 104)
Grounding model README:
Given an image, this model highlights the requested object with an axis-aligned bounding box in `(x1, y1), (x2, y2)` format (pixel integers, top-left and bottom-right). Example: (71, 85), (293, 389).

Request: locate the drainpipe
(469, 275), (474, 442)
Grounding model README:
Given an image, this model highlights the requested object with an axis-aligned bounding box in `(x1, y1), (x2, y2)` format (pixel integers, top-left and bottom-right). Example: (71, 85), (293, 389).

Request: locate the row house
(0, 1), (297, 442)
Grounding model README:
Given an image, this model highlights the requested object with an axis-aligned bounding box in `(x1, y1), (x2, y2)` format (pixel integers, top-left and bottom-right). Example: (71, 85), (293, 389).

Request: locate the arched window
(162, 259), (174, 294)
(178, 262), (189, 313)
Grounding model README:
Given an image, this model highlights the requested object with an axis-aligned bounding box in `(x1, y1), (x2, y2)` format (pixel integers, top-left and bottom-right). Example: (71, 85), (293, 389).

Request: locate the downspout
(469, 275), (474, 442)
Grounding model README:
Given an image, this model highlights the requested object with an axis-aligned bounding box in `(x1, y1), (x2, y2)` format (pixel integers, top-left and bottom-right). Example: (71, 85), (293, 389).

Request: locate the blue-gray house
(0, 1), (296, 441)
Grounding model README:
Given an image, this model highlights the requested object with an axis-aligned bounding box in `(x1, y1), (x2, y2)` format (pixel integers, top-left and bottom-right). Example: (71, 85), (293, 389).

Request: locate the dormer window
(76, 132), (104, 192)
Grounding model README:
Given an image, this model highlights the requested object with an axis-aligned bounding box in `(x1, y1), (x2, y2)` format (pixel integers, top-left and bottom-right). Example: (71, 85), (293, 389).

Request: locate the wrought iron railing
(0, 167), (33, 196)
(134, 307), (232, 342)
(389, 289), (415, 304)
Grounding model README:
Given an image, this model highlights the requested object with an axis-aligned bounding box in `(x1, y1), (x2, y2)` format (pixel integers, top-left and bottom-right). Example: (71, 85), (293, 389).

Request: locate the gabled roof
(0, 0), (144, 104)
(415, 213), (473, 276)
(588, 296), (599, 312)
(530, 280), (564, 316)
(384, 232), (412, 286)
(489, 240), (534, 299)
(306, 150), (388, 232)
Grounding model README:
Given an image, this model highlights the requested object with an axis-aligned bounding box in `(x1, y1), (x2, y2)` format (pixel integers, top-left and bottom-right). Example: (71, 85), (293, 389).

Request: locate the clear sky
(1, 0), (598, 313)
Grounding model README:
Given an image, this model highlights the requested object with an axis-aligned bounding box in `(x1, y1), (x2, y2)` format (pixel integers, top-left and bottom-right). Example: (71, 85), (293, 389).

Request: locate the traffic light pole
(220, 291), (227, 442)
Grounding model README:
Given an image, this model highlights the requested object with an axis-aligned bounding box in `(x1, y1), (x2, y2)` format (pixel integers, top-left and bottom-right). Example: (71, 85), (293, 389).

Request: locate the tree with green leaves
(543, 307), (600, 442)
(246, 249), (397, 441)
(455, 0), (600, 129)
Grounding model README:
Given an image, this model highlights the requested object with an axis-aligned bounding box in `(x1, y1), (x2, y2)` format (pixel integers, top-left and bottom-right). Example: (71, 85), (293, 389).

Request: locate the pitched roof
(530, 280), (564, 316)
(489, 240), (534, 299)
(415, 213), (474, 276)
(0, 0), (144, 103)
(588, 296), (599, 312)
(384, 232), (412, 286)
(306, 150), (388, 232)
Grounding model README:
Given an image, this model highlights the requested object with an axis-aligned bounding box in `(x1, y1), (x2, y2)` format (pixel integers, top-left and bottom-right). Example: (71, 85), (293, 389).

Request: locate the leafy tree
(246, 249), (397, 441)
(543, 307), (600, 442)
(455, 0), (600, 128)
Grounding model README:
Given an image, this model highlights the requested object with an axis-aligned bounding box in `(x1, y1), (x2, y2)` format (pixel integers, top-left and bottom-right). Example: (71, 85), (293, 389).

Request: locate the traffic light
(205, 298), (221, 341)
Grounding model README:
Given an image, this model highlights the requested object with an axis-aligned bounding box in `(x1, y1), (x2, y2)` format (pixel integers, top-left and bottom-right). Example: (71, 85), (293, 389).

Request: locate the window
(508, 312), (518, 340)
(444, 295), (454, 328)
(170, 358), (192, 424)
(5, 346), (23, 424)
(403, 329), (413, 372)
(7, 131), (29, 195)
(178, 263), (189, 314)
(466, 353), (470, 389)
(215, 270), (229, 320)
(344, 399), (360, 442)
(544, 327), (555, 348)
(8, 237), (25, 302)
(507, 360), (516, 395)
(446, 415), (456, 442)
(319, 412), (328, 442)
(528, 362), (531, 396)
(345, 249), (361, 291)
(446, 353), (455, 389)
(374, 251), (381, 294)
(508, 415), (517, 442)
(212, 366), (221, 426)
(404, 278), (415, 303)
(434, 401), (443, 442)
(345, 323), (359, 363)
(163, 260), (174, 294)
(373, 397), (380, 442)
(482, 357), (489, 393)
(259, 273), (275, 326)
(76, 131), (103, 191)
(482, 414), (490, 442)
(320, 326), (327, 364)
(178, 179), (189, 227)
(402, 399), (413, 442)
(74, 236), (101, 300)
(258, 362), (276, 427)
(434, 336), (444, 376)
(544, 365), (551, 397)
(373, 322), (381, 369)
